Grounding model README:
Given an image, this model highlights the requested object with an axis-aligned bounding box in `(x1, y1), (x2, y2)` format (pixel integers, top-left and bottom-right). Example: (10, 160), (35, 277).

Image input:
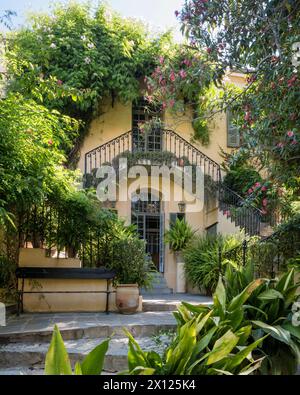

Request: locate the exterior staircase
(84, 128), (277, 238)
(141, 271), (172, 295)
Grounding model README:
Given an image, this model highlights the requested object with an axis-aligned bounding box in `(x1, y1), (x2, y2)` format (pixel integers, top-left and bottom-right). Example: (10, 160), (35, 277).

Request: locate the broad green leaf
(80, 338), (110, 375)
(282, 322), (300, 341)
(74, 362), (83, 375)
(225, 335), (268, 370)
(258, 289), (284, 301)
(206, 330), (239, 365)
(196, 310), (213, 335)
(228, 279), (264, 312)
(214, 277), (226, 313)
(45, 325), (72, 375)
(276, 269), (295, 293)
(252, 321), (300, 358)
(235, 325), (252, 346)
(239, 358), (264, 375)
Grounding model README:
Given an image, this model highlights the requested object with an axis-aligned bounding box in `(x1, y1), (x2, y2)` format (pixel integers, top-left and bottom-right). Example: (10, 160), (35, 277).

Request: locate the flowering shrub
(5, 3), (172, 161)
(172, 0), (300, 215)
(145, 47), (216, 144)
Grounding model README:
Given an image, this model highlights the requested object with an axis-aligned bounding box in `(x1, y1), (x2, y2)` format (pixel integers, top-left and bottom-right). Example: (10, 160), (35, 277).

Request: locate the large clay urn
(116, 284), (139, 314)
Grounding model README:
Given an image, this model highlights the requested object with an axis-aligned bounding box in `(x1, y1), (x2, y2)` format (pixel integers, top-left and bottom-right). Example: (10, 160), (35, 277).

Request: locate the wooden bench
(16, 267), (116, 315)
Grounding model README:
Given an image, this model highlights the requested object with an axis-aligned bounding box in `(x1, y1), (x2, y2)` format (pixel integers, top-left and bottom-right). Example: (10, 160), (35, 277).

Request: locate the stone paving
(0, 293), (212, 339)
(0, 293), (212, 375)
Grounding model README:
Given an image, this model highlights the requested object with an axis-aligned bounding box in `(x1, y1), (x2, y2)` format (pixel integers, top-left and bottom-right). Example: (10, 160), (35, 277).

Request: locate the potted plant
(164, 218), (195, 293)
(109, 236), (153, 314)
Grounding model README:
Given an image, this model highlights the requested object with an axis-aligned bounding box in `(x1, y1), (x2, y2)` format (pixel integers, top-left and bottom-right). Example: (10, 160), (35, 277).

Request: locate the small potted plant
(109, 237), (153, 314)
(164, 218), (195, 293)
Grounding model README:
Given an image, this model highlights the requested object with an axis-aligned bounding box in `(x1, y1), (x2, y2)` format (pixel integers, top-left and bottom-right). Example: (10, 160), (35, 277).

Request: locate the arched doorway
(131, 190), (164, 272)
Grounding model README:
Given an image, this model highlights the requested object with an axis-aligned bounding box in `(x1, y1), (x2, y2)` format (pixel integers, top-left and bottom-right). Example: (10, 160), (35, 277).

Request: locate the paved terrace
(0, 294), (212, 341)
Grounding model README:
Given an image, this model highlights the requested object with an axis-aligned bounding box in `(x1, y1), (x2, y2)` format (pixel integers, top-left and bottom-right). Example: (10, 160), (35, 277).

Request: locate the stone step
(0, 312), (176, 344)
(141, 289), (173, 295)
(0, 335), (172, 373)
(142, 295), (212, 312)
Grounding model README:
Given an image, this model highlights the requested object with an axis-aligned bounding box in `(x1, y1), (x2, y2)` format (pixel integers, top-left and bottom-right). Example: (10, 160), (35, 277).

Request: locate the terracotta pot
(116, 284), (139, 314)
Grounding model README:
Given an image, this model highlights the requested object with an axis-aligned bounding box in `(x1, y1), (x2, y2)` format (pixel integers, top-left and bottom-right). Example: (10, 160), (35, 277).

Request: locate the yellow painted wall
(78, 73), (247, 173)
(77, 74), (247, 292)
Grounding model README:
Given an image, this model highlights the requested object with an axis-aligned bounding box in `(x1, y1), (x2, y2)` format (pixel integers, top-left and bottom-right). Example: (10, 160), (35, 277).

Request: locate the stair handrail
(84, 127), (272, 235)
(219, 183), (264, 217)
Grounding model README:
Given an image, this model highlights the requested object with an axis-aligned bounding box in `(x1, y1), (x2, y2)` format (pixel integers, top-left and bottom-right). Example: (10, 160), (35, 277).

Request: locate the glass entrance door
(131, 192), (164, 272)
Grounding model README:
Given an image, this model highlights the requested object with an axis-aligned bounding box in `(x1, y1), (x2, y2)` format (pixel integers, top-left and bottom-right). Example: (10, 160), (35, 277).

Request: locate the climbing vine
(4, 2), (173, 163)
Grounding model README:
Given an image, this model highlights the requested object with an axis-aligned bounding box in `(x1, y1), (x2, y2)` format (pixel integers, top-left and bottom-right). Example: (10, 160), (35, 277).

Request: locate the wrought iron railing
(84, 128), (277, 237)
(221, 229), (300, 278)
(85, 128), (221, 182)
(219, 184), (263, 236)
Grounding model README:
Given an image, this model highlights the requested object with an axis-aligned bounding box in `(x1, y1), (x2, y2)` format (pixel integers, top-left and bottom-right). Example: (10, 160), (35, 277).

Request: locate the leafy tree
(5, 2), (173, 163)
(149, 0), (300, 216)
(0, 93), (78, 258)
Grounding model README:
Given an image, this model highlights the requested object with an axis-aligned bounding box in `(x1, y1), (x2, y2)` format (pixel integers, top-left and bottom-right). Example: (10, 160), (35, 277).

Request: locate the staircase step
(141, 289), (173, 295)
(0, 312), (176, 344)
(142, 295), (212, 312)
(0, 336), (172, 373)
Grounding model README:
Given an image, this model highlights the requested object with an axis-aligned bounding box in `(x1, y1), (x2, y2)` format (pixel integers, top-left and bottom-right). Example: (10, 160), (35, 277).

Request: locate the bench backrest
(16, 267), (116, 280)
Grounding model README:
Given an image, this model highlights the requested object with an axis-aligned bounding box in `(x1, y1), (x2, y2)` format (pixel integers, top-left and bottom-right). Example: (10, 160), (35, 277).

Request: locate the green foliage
(223, 264), (300, 374)
(145, 47), (215, 144)
(45, 325), (109, 375)
(223, 166), (262, 198)
(0, 255), (16, 290)
(177, 0), (300, 198)
(108, 237), (153, 288)
(183, 234), (242, 295)
(164, 219), (195, 253)
(124, 283), (266, 375)
(0, 93), (78, 225)
(6, 2), (172, 159)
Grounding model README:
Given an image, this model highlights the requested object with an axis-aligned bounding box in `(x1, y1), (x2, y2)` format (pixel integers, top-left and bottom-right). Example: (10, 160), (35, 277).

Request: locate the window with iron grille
(227, 110), (240, 148)
(132, 98), (162, 152)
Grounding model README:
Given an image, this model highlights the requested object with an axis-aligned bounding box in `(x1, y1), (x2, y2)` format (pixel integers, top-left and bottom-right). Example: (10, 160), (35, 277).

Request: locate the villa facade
(78, 73), (250, 292)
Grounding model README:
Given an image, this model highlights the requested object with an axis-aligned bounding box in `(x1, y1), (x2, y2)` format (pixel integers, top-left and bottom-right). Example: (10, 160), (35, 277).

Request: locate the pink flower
(224, 210), (231, 217)
(169, 99), (175, 108)
(179, 69), (187, 79)
(261, 186), (267, 192)
(287, 130), (294, 138)
(262, 198), (268, 207)
(145, 95), (153, 103)
(244, 112), (251, 121)
(170, 71), (176, 82)
(159, 56), (165, 65)
(277, 142), (284, 148)
(183, 59), (192, 67)
(291, 139), (298, 145)
(254, 182), (261, 188)
(155, 66), (161, 75)
(48, 139), (53, 146)
(57, 80), (63, 86)
(162, 102), (167, 110)
(248, 188), (253, 194)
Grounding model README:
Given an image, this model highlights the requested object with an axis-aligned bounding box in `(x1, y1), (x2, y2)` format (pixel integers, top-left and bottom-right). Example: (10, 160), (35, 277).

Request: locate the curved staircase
(84, 128), (276, 238)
